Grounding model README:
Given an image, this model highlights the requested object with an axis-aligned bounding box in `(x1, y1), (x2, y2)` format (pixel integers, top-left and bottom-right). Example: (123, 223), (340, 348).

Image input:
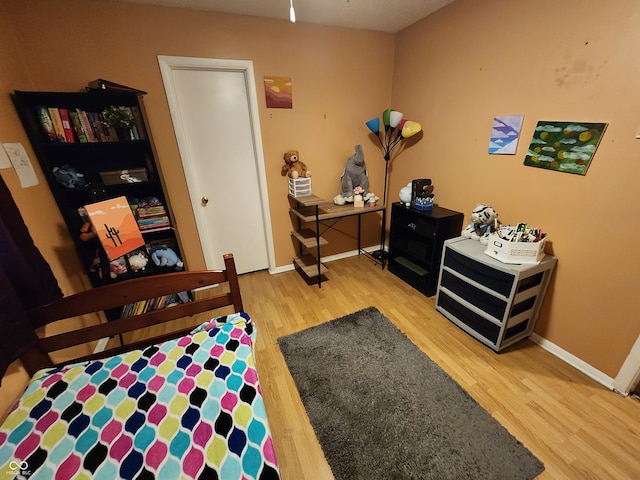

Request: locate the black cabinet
(388, 203), (463, 296)
(12, 89), (182, 287)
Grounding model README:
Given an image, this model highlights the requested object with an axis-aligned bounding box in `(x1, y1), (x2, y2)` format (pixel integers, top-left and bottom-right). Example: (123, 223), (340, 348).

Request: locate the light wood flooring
(111, 254), (640, 479)
(239, 255), (639, 480)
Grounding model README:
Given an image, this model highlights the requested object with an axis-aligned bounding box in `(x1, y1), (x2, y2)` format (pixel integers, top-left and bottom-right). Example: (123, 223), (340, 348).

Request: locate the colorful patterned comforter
(0, 312), (280, 479)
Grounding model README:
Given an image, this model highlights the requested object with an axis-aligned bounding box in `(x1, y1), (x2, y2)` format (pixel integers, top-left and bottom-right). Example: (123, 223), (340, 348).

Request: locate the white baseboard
(269, 245), (384, 275)
(529, 333), (615, 391)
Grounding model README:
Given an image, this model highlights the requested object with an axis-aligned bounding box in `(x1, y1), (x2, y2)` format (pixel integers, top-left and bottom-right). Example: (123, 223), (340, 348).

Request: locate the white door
(158, 56), (273, 274)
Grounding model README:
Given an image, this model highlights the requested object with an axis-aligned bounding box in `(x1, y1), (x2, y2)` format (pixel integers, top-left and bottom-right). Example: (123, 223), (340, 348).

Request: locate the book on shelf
(120, 292), (187, 318)
(35, 106), (56, 142)
(68, 111), (88, 143)
(137, 225), (172, 234)
(137, 215), (170, 229)
(136, 205), (167, 218)
(86, 112), (106, 142)
(47, 107), (66, 142)
(58, 108), (76, 143)
(76, 109), (97, 142)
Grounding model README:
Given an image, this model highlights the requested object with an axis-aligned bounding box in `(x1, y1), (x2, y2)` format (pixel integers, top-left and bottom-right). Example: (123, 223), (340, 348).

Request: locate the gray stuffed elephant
(334, 144), (374, 205)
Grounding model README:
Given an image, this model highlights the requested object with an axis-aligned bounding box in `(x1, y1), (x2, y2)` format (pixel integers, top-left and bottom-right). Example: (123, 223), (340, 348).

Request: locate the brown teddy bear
(281, 150), (311, 179)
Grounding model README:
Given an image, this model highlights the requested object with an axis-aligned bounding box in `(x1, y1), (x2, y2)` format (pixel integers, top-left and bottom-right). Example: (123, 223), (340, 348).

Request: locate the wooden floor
(238, 255), (640, 480)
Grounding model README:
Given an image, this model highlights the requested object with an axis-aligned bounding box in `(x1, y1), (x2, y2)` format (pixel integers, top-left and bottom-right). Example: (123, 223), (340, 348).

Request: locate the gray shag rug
(278, 307), (544, 480)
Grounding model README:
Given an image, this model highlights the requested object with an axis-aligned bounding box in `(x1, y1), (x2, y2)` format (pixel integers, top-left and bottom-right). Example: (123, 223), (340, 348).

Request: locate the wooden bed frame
(20, 253), (243, 376)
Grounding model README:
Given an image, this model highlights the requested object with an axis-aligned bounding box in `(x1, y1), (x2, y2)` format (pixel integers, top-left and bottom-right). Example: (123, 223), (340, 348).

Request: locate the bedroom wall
(0, 0), (394, 418)
(4, 0), (395, 274)
(391, 0), (640, 378)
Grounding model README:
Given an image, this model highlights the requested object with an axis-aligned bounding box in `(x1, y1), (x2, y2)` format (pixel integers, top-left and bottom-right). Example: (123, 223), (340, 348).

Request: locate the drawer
(443, 247), (514, 297)
(437, 291), (500, 344)
(390, 232), (433, 263)
(391, 206), (436, 237)
(510, 295), (536, 318)
(504, 319), (530, 340)
(389, 257), (434, 296)
(440, 270), (507, 321)
(517, 272), (543, 293)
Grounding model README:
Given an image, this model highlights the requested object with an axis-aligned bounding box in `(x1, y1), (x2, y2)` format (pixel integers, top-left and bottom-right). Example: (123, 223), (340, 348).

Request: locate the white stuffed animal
(461, 203), (499, 245)
(128, 252), (149, 271)
(399, 183), (412, 206)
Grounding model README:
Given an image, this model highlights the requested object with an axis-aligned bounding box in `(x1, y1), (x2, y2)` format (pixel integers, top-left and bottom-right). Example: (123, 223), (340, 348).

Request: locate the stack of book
(136, 204), (170, 232)
(120, 293), (184, 318)
(35, 105), (146, 143)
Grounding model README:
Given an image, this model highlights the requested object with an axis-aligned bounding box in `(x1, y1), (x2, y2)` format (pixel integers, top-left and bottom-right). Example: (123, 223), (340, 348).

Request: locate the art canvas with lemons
(524, 120), (607, 175)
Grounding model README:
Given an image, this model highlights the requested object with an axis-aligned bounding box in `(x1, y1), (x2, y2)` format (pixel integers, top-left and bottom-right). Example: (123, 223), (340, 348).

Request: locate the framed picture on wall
(488, 114), (524, 155)
(524, 121), (607, 175)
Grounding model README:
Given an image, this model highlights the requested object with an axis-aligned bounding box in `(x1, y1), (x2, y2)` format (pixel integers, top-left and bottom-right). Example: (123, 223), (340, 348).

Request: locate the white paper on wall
(2, 143), (39, 188)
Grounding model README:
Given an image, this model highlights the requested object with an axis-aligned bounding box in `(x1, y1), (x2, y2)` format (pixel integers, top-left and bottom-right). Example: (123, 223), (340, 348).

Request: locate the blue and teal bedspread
(0, 312), (280, 479)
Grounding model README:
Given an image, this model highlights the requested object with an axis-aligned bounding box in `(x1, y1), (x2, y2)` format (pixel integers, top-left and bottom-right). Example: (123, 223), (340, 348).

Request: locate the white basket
(288, 177), (312, 197)
(484, 233), (546, 264)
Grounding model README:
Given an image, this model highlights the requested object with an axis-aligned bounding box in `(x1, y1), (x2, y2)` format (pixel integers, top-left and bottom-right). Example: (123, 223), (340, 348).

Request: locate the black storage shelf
(12, 88), (183, 290)
(388, 203), (464, 297)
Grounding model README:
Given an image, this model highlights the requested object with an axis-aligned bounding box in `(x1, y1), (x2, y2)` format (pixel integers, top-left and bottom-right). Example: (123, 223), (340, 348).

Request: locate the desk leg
(357, 214), (362, 254)
(316, 205), (322, 288)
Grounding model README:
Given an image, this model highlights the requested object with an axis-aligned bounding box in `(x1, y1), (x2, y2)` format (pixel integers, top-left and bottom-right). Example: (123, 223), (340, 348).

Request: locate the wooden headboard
(20, 253), (243, 377)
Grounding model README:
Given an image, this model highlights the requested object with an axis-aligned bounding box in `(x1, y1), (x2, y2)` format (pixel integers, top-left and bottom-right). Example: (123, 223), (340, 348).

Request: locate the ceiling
(120, 0), (455, 33)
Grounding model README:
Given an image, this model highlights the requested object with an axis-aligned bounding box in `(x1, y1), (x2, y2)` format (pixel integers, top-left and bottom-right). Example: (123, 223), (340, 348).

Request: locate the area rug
(277, 307), (544, 480)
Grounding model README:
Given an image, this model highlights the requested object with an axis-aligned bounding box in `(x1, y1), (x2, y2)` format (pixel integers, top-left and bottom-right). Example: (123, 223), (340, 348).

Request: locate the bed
(0, 254), (280, 479)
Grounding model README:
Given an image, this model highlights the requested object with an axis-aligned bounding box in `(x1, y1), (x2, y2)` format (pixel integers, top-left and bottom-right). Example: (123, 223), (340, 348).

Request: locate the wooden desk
(289, 195), (386, 287)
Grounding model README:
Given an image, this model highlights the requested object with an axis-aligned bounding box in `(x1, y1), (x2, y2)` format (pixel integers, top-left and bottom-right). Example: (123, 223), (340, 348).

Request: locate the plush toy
(461, 203), (500, 244)
(399, 183), (412, 206)
(137, 196), (162, 207)
(150, 246), (184, 271)
(333, 144), (376, 205)
(128, 252), (149, 271)
(53, 165), (87, 189)
(109, 258), (127, 278)
(281, 150), (311, 179)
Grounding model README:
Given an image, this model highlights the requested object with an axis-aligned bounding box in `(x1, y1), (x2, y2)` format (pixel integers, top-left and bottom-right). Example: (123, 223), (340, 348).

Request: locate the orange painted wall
(4, 0), (394, 273)
(391, 0), (640, 377)
(0, 0), (394, 417)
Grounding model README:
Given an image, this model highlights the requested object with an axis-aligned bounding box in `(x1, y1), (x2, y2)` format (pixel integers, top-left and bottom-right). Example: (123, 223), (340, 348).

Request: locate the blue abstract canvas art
(488, 115), (524, 154)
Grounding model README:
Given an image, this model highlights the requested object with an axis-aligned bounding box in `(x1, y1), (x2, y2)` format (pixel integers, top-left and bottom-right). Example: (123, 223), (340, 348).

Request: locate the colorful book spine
(68, 111), (88, 143)
(35, 106), (56, 142)
(137, 206), (167, 218)
(47, 107), (66, 142)
(87, 112), (106, 142)
(58, 108), (76, 143)
(76, 109), (97, 142)
(137, 216), (170, 229)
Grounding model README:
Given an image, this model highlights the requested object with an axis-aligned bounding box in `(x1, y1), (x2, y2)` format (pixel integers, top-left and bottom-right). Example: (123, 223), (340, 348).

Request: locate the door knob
(201, 196), (209, 206)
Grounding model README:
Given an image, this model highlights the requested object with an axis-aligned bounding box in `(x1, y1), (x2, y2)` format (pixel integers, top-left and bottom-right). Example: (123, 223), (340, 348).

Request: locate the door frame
(157, 55), (275, 273)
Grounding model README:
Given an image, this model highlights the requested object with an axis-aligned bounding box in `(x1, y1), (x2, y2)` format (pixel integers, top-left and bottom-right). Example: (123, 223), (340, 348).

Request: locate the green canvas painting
(524, 121), (607, 175)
